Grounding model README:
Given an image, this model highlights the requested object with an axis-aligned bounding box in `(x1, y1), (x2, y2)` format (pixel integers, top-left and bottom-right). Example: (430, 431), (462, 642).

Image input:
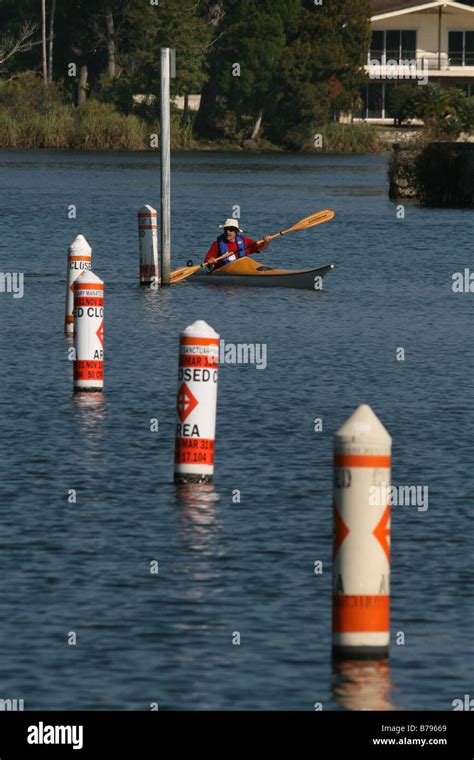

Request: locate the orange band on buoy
(334, 454), (391, 468)
(74, 360), (103, 381)
(74, 296), (103, 307)
(175, 438), (214, 465)
(332, 595), (389, 632)
(74, 282), (104, 292)
(179, 354), (218, 368)
(180, 336), (219, 347)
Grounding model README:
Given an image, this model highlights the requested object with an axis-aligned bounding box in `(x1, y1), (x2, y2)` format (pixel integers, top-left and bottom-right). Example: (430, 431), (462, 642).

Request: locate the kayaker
(205, 218), (271, 270)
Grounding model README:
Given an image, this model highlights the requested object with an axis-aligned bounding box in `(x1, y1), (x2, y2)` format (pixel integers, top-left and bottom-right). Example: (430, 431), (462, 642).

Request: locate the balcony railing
(367, 52), (474, 70)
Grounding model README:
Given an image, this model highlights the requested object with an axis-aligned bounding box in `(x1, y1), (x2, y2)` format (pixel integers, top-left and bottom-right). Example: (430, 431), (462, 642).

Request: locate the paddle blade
(282, 209), (335, 234)
(168, 264), (201, 284)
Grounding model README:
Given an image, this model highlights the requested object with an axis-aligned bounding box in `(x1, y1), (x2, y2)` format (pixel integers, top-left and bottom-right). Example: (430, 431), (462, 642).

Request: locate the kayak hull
(188, 258), (335, 290)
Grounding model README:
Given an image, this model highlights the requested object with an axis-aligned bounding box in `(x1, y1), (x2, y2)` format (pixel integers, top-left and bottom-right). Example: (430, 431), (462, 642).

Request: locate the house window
(369, 29), (417, 64)
(367, 83), (384, 118)
(449, 31), (474, 66)
(361, 82), (416, 119)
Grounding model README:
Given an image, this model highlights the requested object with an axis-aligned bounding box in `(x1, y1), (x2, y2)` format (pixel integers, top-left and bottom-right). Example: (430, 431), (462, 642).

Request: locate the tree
(105, 2), (117, 78)
(0, 21), (38, 83)
(268, 0), (371, 148)
(196, 0), (301, 140)
(48, 0), (56, 83)
(195, 0), (371, 147)
(97, 0), (211, 119)
(41, 0), (47, 83)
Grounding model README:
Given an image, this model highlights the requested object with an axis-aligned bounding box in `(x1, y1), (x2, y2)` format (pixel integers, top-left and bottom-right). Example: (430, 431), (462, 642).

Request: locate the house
(360, 0), (474, 120)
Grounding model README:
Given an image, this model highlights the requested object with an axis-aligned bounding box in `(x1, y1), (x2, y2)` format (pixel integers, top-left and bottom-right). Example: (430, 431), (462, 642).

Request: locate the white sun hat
(219, 218), (243, 231)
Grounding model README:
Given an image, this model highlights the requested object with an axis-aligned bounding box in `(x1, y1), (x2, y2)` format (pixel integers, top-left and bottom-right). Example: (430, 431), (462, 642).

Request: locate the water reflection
(73, 392), (107, 449)
(332, 658), (395, 711)
(139, 284), (174, 321)
(175, 483), (221, 554)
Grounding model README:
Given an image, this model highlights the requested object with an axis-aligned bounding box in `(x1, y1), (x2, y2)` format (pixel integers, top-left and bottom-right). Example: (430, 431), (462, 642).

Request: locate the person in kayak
(205, 218), (271, 270)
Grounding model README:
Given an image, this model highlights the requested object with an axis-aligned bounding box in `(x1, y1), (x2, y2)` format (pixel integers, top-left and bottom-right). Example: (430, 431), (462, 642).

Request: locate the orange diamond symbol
(333, 502), (350, 558)
(373, 505), (391, 562)
(177, 382), (198, 422)
(96, 320), (104, 347)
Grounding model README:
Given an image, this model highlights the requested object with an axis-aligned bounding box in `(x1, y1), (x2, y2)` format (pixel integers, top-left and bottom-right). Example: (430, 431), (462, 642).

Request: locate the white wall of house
(371, 8), (474, 60)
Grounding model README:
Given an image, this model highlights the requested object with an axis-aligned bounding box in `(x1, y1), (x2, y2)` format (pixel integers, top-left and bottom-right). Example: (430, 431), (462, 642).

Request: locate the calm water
(0, 150), (472, 710)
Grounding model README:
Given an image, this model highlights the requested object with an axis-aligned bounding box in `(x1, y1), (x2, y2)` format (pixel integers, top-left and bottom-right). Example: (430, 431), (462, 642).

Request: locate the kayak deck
(188, 257), (335, 290)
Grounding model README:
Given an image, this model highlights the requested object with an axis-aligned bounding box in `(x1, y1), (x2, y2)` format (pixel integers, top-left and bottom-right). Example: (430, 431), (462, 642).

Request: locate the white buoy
(332, 404), (392, 658)
(65, 234), (92, 334)
(73, 270), (104, 393)
(174, 320), (219, 483)
(138, 205), (159, 285)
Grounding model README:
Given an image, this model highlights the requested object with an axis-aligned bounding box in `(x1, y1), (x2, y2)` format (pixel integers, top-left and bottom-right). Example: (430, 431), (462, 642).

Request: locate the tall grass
(306, 123), (382, 153)
(69, 101), (147, 150)
(0, 73), (152, 150)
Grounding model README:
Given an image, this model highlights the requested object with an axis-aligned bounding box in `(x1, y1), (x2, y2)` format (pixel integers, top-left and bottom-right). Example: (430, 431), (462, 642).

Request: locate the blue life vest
(216, 234), (247, 267)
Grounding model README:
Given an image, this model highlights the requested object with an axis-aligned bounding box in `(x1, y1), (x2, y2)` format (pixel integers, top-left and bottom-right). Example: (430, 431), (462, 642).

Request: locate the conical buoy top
(68, 234), (91, 256)
(335, 404), (391, 445)
(181, 319), (219, 339)
(74, 270), (104, 288)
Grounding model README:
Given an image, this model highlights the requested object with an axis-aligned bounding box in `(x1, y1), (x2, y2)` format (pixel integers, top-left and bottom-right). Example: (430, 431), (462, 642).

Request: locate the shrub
(388, 85), (418, 125)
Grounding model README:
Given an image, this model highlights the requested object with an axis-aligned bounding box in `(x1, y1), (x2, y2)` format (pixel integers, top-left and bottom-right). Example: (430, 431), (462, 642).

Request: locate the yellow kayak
(189, 256), (335, 290)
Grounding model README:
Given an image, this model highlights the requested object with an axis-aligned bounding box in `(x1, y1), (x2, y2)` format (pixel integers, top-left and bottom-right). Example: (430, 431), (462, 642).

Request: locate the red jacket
(205, 236), (260, 268)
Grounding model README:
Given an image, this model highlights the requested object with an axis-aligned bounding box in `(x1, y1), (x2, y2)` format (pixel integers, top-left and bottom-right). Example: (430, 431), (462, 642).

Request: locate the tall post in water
(138, 205), (159, 286)
(332, 404), (392, 659)
(65, 235), (92, 335)
(73, 271), (104, 393)
(174, 320), (219, 483)
(160, 48), (171, 286)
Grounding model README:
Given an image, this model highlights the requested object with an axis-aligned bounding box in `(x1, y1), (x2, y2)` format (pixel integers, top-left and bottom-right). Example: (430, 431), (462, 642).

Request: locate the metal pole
(160, 48), (171, 286)
(438, 6), (442, 71)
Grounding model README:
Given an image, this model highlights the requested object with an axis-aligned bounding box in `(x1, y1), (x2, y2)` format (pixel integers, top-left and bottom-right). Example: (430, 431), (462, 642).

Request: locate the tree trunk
(251, 109), (263, 140)
(195, 2), (224, 138)
(48, 0), (56, 84)
(41, 0), (48, 84)
(78, 65), (88, 106)
(106, 3), (117, 79)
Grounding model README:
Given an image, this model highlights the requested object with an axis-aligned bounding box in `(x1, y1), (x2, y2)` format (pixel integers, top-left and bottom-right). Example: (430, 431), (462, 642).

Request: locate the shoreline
(2, 127), (471, 155)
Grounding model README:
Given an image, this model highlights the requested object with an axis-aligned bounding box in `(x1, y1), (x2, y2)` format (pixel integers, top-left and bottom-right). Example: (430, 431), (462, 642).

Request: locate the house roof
(370, 0), (474, 17)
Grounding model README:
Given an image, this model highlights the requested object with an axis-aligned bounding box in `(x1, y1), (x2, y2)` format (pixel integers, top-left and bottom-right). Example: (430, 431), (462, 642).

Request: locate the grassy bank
(0, 110), (384, 153)
(304, 123), (383, 154)
(0, 74), (383, 153)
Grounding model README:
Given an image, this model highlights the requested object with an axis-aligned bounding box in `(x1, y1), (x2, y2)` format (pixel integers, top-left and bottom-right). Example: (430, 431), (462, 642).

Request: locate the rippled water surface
(0, 149), (472, 709)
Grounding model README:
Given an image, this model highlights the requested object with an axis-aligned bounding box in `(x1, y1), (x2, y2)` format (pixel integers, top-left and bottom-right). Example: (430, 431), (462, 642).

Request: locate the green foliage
(69, 99), (146, 149)
(1, 0), (439, 152)
(308, 123), (381, 153)
(269, 0), (371, 147)
(0, 72), (64, 115)
(388, 85), (418, 125)
(118, 0), (211, 100)
(0, 70), (200, 149)
(413, 84), (474, 138)
(456, 96), (474, 134)
(0, 74), (143, 148)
